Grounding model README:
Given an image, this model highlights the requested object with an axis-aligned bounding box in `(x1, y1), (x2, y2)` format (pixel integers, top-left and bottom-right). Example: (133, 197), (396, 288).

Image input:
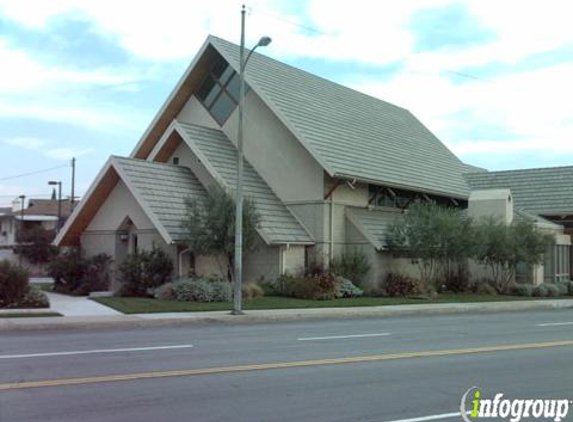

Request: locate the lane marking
(536, 322), (573, 327)
(379, 411), (470, 422)
(298, 333), (391, 341)
(1, 339), (573, 391)
(0, 345), (194, 360)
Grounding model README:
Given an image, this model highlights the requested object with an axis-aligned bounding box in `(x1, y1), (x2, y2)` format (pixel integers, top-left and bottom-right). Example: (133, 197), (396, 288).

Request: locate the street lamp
(48, 181), (62, 233)
(232, 5), (272, 315)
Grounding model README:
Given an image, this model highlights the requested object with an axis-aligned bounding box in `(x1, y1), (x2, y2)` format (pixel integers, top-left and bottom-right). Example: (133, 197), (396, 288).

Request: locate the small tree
(16, 226), (57, 264)
(473, 218), (554, 293)
(387, 202), (474, 285)
(182, 186), (260, 281)
(330, 249), (371, 287)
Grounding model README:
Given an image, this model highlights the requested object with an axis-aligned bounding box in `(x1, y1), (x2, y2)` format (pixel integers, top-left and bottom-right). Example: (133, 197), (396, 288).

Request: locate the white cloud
(3, 137), (94, 161)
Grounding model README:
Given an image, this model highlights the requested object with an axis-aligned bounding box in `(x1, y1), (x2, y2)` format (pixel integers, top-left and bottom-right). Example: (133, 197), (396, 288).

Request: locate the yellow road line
(2, 340), (572, 391)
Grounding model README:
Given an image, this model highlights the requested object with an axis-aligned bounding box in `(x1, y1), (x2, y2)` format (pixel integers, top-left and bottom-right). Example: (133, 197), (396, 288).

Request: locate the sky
(1, 0), (573, 206)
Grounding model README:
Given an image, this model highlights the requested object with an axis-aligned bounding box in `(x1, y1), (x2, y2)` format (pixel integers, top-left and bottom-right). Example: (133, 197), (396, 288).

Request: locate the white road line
(297, 333), (391, 341)
(0, 344), (194, 359)
(536, 322), (573, 327)
(380, 411), (469, 422)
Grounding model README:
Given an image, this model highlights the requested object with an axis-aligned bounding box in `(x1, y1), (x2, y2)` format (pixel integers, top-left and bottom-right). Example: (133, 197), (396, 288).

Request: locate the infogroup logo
(460, 387), (571, 422)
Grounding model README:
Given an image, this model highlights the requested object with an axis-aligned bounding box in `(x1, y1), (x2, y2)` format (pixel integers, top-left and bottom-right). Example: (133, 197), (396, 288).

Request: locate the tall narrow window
(196, 58), (248, 125)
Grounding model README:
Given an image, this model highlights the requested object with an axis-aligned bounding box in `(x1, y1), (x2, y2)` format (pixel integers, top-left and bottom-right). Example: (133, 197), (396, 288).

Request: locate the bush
(335, 278), (363, 298)
(15, 226), (57, 264)
(444, 265), (471, 293)
(330, 250), (371, 287)
(545, 284), (565, 297)
(49, 250), (112, 295)
(510, 284), (533, 297)
(118, 248), (173, 297)
(242, 283), (264, 301)
(0, 260), (30, 306)
(382, 272), (421, 297)
(170, 278), (233, 302)
(18, 285), (50, 308)
(258, 280), (280, 296)
(532, 285), (548, 297)
(154, 282), (176, 300)
(283, 273), (337, 301)
(471, 279), (499, 296)
(567, 281), (573, 296)
(554, 283), (569, 297)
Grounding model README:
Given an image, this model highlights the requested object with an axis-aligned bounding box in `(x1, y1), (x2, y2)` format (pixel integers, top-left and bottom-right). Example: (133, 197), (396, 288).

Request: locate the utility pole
(18, 195), (25, 265)
(71, 157), (76, 208)
(232, 5), (271, 315)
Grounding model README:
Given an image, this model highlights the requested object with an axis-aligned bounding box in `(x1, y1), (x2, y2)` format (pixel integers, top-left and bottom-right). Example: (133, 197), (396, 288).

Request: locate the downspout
(178, 247), (190, 277)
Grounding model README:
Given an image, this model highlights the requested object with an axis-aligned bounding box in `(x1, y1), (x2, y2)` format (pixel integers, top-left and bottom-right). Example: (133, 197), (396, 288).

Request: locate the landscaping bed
(92, 294), (558, 314)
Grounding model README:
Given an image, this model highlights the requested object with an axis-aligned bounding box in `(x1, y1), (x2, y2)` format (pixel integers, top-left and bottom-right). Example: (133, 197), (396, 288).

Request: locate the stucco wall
(177, 95), (219, 129)
(222, 90), (324, 202)
(86, 181), (155, 232)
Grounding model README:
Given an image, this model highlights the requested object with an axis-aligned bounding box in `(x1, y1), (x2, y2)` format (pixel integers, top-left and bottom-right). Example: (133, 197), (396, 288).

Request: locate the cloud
(3, 137), (94, 161)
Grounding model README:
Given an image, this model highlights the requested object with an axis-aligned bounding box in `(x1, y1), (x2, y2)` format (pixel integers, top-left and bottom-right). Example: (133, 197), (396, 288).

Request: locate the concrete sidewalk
(2, 298), (573, 332)
(44, 292), (122, 317)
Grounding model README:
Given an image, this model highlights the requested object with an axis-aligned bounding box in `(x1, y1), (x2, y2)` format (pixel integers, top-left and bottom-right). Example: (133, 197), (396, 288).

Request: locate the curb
(2, 299), (573, 332)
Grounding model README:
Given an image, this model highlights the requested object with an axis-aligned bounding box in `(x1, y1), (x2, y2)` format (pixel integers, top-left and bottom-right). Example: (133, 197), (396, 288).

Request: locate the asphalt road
(1, 309), (573, 422)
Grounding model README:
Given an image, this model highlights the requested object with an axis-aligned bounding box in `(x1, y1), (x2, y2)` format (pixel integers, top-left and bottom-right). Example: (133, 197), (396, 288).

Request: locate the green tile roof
(346, 207), (403, 250)
(112, 156), (207, 242)
(176, 122), (314, 245)
(210, 36), (471, 199)
(465, 166), (573, 216)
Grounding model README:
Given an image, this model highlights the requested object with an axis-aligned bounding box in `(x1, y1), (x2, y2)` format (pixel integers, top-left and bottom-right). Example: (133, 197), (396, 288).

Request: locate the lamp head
(257, 36), (272, 47)
(48, 181), (60, 186)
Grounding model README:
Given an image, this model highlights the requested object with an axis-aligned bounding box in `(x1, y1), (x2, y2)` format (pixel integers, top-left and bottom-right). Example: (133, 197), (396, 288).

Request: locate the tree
(182, 186), (261, 281)
(16, 226), (57, 264)
(473, 218), (554, 293)
(387, 202), (475, 285)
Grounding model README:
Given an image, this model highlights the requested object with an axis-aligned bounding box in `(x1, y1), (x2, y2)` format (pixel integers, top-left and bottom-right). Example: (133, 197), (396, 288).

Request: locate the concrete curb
(2, 299), (573, 332)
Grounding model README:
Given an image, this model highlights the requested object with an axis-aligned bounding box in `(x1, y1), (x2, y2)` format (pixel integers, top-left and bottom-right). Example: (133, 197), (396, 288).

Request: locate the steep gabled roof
(209, 36), (471, 199)
(346, 207), (403, 250)
(174, 121), (314, 245)
(465, 166), (573, 216)
(131, 35), (472, 199)
(55, 157), (207, 246)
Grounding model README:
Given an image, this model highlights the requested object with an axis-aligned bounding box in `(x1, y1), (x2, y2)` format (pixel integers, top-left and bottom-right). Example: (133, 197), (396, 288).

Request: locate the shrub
(532, 285), (548, 297)
(330, 250), (371, 287)
(283, 273), (337, 300)
(49, 250), (112, 295)
(382, 272), (421, 297)
(242, 283), (264, 300)
(258, 280), (280, 296)
(15, 226), (57, 264)
(544, 284), (564, 297)
(510, 284), (533, 297)
(170, 278), (233, 302)
(335, 278), (364, 298)
(18, 285), (49, 308)
(567, 281), (573, 296)
(154, 282), (176, 300)
(444, 265), (471, 293)
(0, 260), (29, 306)
(118, 248), (173, 297)
(554, 283), (569, 297)
(470, 279), (498, 296)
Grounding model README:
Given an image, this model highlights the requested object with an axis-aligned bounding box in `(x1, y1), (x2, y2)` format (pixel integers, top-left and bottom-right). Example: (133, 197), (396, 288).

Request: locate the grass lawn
(0, 312), (62, 318)
(92, 294), (555, 315)
(35, 283), (54, 293)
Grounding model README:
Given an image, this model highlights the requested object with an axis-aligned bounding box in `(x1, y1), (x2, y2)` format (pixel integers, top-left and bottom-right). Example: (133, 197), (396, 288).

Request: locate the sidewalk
(2, 298), (573, 332)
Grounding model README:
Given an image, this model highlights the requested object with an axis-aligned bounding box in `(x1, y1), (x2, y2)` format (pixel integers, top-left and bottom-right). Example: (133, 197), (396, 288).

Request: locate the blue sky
(1, 0), (572, 206)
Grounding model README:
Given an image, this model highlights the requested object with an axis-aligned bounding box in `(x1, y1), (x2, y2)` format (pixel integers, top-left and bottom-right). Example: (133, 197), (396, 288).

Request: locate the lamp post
(48, 181), (62, 233)
(232, 5), (272, 315)
(18, 195), (25, 265)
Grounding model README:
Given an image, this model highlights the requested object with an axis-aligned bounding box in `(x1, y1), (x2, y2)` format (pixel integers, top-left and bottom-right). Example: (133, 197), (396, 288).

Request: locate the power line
(0, 164), (68, 182)
(251, 9), (331, 36)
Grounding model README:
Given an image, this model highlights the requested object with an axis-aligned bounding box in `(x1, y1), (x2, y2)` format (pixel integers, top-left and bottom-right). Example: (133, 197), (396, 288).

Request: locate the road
(1, 309), (573, 422)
